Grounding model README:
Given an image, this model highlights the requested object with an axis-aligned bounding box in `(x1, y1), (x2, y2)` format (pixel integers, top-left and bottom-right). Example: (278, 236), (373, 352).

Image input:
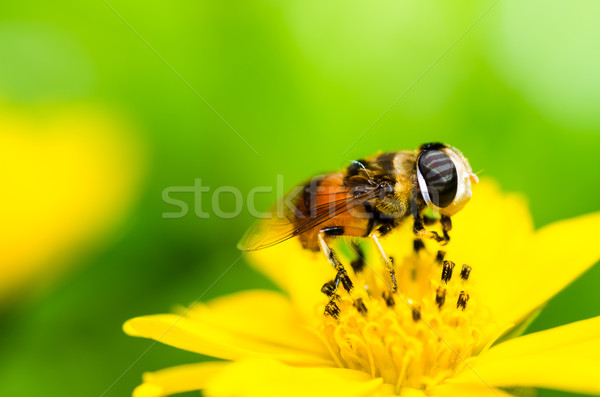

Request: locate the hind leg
(318, 226), (374, 317)
(318, 228), (354, 294)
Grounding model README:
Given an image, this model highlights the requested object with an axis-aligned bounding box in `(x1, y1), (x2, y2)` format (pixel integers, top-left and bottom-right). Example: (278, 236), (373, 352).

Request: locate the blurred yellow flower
(125, 181), (600, 397)
(0, 102), (144, 302)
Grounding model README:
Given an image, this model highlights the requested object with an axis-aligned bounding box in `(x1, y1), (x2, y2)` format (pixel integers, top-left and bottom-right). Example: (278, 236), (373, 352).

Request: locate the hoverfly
(238, 143), (478, 308)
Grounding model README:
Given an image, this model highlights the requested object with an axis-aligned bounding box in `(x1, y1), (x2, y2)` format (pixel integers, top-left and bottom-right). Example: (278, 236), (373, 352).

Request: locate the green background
(1, 1), (599, 396)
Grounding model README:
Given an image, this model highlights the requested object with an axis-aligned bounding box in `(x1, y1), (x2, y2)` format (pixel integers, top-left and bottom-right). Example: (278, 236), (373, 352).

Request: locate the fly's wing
(237, 174), (381, 251)
(237, 182), (308, 251)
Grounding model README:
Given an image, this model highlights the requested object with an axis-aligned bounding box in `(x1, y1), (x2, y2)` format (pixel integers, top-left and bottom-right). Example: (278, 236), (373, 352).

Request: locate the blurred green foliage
(0, 1), (599, 396)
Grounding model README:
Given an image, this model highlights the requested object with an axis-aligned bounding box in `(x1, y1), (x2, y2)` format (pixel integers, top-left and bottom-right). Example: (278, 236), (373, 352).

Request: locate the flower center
(318, 247), (497, 393)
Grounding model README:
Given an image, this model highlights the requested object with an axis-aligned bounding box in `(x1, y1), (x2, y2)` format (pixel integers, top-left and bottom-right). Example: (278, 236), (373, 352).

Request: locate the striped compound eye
(417, 150), (458, 208)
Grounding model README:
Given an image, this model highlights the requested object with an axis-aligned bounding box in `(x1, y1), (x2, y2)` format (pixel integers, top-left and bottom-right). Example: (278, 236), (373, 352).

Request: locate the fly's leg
(440, 215), (452, 242)
(370, 232), (397, 293)
(413, 215), (449, 245)
(318, 228), (353, 317)
(413, 238), (425, 253)
(409, 184), (448, 245)
(349, 241), (365, 273)
(413, 215), (451, 250)
(422, 214), (438, 226)
(318, 228), (353, 293)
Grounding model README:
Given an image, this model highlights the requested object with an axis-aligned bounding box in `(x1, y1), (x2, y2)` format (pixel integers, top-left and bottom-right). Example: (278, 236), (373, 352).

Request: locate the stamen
(411, 306), (421, 322)
(382, 291), (395, 307)
(441, 260), (455, 283)
(457, 291), (470, 310)
(353, 298), (368, 316)
(460, 265), (472, 280)
(436, 287), (446, 309)
(320, 249), (491, 391)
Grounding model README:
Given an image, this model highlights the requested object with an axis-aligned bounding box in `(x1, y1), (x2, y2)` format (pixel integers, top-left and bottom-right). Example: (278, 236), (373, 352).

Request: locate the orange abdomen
(293, 173), (371, 251)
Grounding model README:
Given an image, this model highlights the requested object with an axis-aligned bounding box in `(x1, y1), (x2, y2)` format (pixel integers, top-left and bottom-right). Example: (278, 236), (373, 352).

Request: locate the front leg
(413, 214), (438, 252)
(440, 214), (452, 242)
(413, 215), (449, 245)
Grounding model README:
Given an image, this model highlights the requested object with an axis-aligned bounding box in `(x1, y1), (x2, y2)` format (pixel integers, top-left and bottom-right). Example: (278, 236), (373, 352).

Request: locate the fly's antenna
(348, 159), (375, 183)
(350, 160), (366, 170)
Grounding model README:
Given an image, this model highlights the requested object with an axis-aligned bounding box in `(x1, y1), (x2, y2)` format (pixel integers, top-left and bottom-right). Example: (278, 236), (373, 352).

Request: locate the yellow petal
(203, 358), (384, 397)
(184, 289), (328, 357)
(482, 315), (600, 361)
(483, 212), (600, 325)
(398, 388), (428, 397)
(443, 179), (535, 270)
(133, 361), (228, 397)
(246, 240), (333, 322)
(124, 290), (333, 366)
(451, 315), (600, 394)
(430, 382), (514, 397)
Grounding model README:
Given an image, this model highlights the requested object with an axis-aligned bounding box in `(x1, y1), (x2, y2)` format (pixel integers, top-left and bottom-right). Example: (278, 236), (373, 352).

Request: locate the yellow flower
(125, 180), (600, 397)
(0, 102), (144, 302)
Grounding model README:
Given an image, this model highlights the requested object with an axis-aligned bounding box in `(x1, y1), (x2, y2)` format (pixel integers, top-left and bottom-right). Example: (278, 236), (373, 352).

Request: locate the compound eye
(418, 150), (458, 208)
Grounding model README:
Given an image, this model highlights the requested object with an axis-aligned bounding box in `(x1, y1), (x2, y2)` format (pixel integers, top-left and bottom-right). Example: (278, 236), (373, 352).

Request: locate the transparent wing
(237, 174), (380, 251)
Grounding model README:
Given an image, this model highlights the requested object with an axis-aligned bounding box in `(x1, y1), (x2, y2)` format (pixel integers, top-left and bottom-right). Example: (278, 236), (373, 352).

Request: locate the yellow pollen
(318, 248), (497, 393)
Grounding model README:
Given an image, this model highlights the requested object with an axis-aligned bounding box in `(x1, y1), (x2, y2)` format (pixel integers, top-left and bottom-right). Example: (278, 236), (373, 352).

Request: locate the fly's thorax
(366, 150), (417, 179)
(364, 151), (418, 219)
(371, 181), (412, 219)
